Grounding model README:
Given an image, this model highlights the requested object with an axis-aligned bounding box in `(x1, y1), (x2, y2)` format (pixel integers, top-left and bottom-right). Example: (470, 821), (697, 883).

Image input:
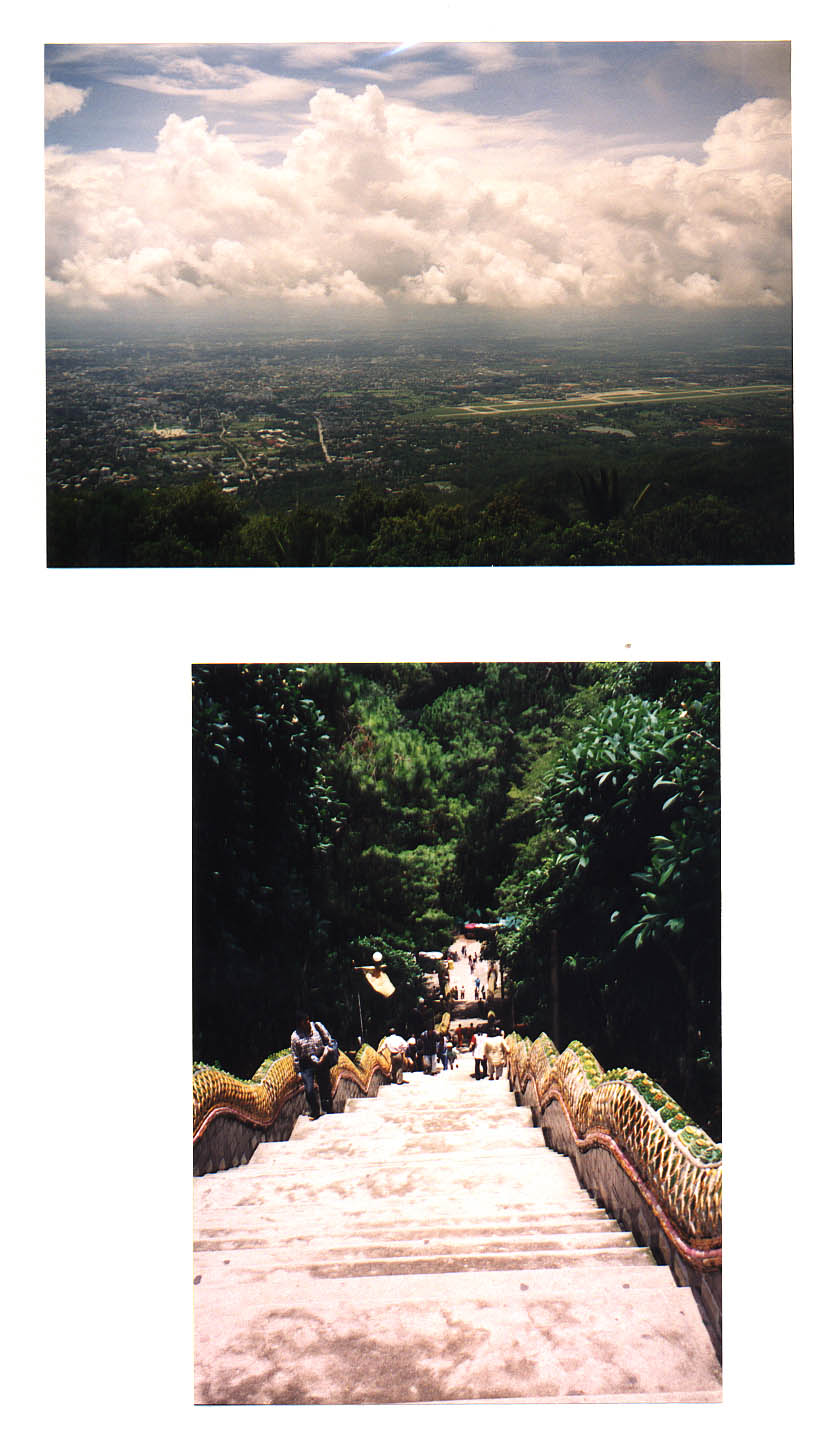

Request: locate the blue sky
(45, 42), (790, 161)
(44, 41), (791, 318)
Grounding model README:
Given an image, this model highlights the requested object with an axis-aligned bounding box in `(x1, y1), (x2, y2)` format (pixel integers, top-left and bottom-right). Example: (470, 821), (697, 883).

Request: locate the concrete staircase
(193, 1063), (722, 1404)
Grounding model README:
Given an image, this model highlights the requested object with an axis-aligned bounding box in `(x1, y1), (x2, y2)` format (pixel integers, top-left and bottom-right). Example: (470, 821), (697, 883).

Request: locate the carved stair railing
(506, 1032), (722, 1355)
(193, 1042), (396, 1177)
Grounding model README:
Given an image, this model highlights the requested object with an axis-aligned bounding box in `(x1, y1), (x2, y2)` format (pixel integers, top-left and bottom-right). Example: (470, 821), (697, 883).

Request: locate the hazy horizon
(44, 302), (793, 351)
(45, 41), (791, 335)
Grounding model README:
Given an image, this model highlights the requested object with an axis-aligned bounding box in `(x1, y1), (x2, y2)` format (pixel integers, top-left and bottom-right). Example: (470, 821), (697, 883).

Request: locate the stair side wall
(509, 1037), (722, 1359)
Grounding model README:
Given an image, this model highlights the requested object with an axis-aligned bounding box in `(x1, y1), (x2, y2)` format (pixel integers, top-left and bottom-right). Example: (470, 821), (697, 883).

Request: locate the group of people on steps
(291, 1008), (509, 1119)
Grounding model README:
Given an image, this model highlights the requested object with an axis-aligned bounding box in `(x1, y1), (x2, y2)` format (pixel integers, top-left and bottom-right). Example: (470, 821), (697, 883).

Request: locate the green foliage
(192, 664), (339, 1073)
(579, 467), (623, 524)
(498, 665), (720, 1133)
(236, 513), (287, 565)
(367, 503), (464, 565)
(191, 661), (721, 1135)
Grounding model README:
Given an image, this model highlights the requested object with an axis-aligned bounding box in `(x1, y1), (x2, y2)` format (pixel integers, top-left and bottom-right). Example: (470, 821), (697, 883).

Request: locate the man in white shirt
(383, 1028), (410, 1083)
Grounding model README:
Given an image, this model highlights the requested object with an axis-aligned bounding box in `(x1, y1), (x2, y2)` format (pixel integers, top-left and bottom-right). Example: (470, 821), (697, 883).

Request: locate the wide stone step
(288, 1124), (547, 1146)
(198, 1151), (603, 1213)
(193, 1254), (675, 1297)
(196, 1242), (654, 1276)
(194, 1220), (632, 1254)
(249, 1131), (557, 1160)
(195, 1211), (624, 1253)
(250, 1136), (555, 1161)
(312, 1245), (655, 1276)
(343, 1095), (535, 1125)
(201, 1169), (598, 1214)
(195, 1219), (626, 1250)
(236, 1161), (569, 1188)
(197, 1165), (599, 1200)
(194, 1226), (639, 1257)
(286, 1106), (533, 1126)
(193, 1262), (720, 1405)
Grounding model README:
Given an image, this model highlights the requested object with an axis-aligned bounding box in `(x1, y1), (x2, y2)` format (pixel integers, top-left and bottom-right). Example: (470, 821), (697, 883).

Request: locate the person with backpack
(383, 1027), (410, 1084)
(418, 1025), (439, 1074)
(291, 1010), (339, 1118)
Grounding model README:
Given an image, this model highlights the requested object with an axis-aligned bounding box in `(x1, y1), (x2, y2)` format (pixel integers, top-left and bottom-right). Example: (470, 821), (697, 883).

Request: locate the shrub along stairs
(193, 1060), (721, 1404)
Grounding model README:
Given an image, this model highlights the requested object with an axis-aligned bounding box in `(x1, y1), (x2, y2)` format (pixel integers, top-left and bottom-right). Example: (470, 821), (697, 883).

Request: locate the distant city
(46, 312), (793, 518)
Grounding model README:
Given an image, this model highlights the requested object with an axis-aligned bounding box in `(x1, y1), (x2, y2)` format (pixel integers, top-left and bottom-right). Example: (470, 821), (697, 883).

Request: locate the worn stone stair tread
(193, 1259), (678, 1295)
(416, 1391), (724, 1404)
(343, 1097), (535, 1122)
(198, 1247), (656, 1277)
(248, 1136), (568, 1160)
(287, 1127), (547, 1146)
(313, 1247), (655, 1275)
(194, 1218), (634, 1249)
(194, 1229), (645, 1258)
(234, 1159), (582, 1184)
(196, 1233), (632, 1257)
(196, 1222), (627, 1248)
(241, 1149), (563, 1173)
(197, 1185), (604, 1212)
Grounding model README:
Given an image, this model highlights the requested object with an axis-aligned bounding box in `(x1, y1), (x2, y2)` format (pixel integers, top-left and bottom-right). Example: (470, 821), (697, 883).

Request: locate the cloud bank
(45, 85), (791, 313)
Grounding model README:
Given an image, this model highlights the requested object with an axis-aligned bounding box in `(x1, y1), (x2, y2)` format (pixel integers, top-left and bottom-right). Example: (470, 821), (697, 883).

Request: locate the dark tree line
(51, 457), (790, 567)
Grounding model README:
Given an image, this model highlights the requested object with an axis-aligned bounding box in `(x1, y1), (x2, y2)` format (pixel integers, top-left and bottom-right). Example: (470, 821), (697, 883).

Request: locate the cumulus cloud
(45, 80), (88, 124)
(44, 86), (791, 312)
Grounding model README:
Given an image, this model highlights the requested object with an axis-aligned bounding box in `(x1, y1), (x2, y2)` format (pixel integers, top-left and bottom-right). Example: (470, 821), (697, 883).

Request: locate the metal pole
(550, 929), (560, 1048)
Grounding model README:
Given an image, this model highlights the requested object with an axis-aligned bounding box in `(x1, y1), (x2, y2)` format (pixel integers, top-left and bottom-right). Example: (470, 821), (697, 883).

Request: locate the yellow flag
(358, 966), (395, 997)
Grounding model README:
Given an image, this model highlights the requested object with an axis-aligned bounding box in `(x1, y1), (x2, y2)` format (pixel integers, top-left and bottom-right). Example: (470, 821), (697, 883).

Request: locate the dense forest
(51, 443), (790, 567)
(193, 661), (721, 1137)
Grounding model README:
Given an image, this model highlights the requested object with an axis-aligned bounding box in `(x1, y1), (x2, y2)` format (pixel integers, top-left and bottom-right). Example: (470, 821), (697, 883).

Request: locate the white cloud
(45, 80), (88, 125)
(407, 74), (476, 100)
(278, 43), (378, 71)
(451, 43), (520, 74)
(106, 61), (311, 106)
(703, 97), (791, 175)
(44, 87), (791, 313)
